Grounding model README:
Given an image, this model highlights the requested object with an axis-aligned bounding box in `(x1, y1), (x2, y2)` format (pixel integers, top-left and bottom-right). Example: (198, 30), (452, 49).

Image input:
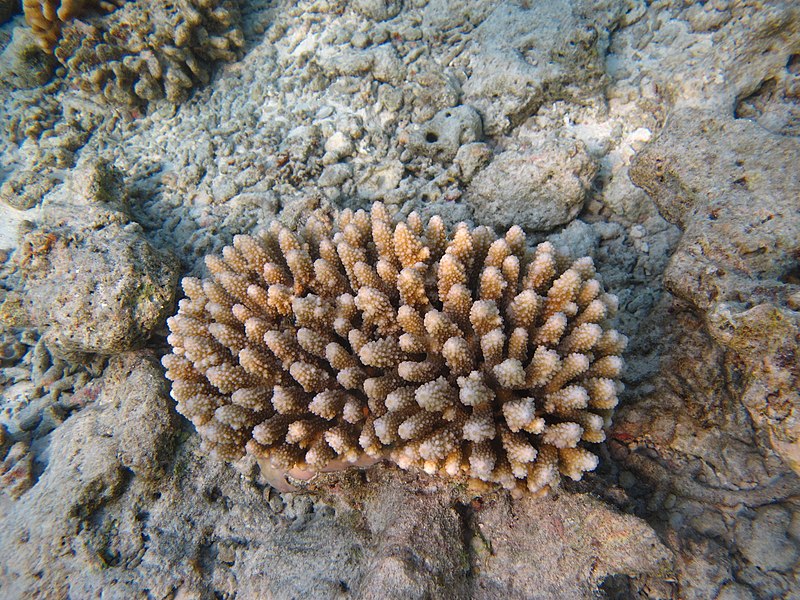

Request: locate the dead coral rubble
(163, 202), (626, 495)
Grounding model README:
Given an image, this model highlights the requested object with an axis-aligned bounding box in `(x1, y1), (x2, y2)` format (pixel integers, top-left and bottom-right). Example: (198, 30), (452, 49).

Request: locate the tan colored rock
(0, 160), (179, 356)
(630, 107), (800, 474)
(465, 134), (598, 231)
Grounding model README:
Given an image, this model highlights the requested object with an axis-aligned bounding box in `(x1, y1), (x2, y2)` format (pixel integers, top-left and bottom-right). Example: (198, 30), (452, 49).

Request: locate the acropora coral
(23, 0), (119, 52)
(162, 202), (625, 495)
(23, 0), (243, 105)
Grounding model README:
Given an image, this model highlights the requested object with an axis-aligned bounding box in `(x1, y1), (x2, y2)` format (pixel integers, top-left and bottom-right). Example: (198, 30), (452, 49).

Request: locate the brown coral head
(162, 202), (626, 495)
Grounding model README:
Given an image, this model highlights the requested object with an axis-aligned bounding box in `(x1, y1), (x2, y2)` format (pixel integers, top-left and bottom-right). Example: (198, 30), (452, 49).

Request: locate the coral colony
(23, 0), (243, 104)
(163, 203), (625, 495)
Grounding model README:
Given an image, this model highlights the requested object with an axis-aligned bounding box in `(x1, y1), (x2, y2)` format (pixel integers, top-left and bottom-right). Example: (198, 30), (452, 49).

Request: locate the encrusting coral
(163, 203), (626, 495)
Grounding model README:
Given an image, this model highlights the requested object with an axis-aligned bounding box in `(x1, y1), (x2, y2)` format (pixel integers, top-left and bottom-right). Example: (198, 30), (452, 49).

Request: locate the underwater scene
(0, 0), (799, 598)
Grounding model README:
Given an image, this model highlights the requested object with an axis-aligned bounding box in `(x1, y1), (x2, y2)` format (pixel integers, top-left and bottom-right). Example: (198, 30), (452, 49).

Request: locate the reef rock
(462, 0), (625, 135)
(466, 133), (597, 231)
(630, 107), (800, 474)
(405, 105), (484, 163)
(0, 160), (179, 356)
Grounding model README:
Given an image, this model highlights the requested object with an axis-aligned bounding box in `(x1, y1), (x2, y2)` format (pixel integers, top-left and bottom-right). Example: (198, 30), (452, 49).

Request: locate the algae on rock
(0, 160), (179, 356)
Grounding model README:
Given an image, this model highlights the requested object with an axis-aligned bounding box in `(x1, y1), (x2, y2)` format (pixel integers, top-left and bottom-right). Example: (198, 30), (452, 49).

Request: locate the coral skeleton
(163, 202), (626, 494)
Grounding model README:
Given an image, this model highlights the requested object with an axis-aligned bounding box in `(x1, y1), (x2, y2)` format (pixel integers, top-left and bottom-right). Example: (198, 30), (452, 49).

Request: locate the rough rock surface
(629, 108), (799, 310)
(0, 352), (670, 598)
(0, 161), (179, 356)
(1, 0), (800, 597)
(629, 108), (800, 475)
(461, 0), (624, 135)
(466, 130), (598, 231)
(404, 105), (484, 163)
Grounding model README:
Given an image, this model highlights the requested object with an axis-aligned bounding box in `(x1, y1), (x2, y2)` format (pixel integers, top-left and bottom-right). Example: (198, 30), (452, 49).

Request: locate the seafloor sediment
(0, 1), (798, 598)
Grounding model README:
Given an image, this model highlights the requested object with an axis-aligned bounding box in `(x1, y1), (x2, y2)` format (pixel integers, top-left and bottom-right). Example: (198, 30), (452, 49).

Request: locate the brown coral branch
(23, 0), (119, 52)
(163, 203), (626, 495)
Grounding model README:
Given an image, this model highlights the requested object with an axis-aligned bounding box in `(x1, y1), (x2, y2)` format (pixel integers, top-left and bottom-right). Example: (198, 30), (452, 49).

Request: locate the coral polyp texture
(23, 0), (243, 105)
(22, 0), (116, 52)
(162, 203), (626, 495)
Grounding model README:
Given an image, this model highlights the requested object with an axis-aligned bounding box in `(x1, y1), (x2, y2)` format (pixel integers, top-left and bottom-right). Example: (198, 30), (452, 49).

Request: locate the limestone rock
(465, 135), (597, 231)
(100, 353), (179, 479)
(462, 0), (625, 135)
(0, 161), (179, 356)
(0, 352), (178, 596)
(630, 107), (800, 474)
(405, 105), (483, 163)
(630, 108), (799, 309)
(469, 490), (672, 597)
(735, 504), (798, 573)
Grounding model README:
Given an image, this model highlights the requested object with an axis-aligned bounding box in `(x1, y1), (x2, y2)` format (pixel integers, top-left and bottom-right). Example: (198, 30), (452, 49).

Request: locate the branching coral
(163, 203), (626, 495)
(23, 0), (124, 52)
(23, 0), (243, 105)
